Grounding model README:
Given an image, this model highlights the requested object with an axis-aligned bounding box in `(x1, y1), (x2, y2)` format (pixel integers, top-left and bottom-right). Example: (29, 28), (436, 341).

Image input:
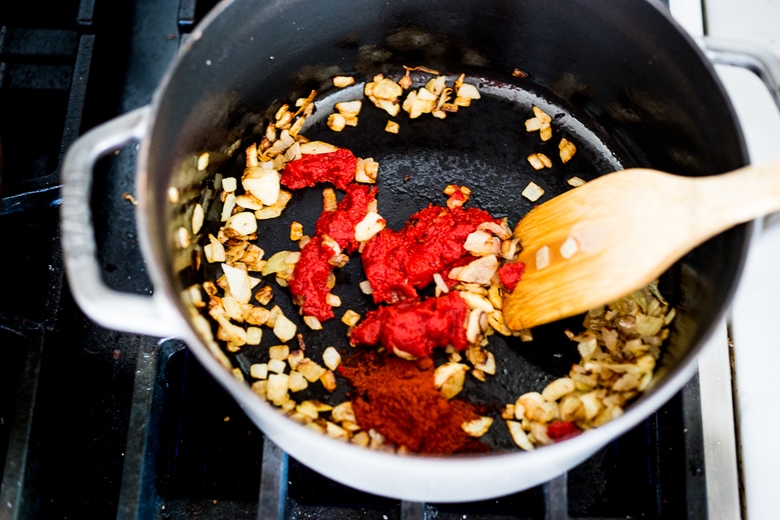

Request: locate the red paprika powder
(338, 350), (488, 454)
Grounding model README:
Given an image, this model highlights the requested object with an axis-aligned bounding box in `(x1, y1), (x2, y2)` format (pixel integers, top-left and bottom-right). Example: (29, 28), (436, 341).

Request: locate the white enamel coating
(60, 107), (187, 339)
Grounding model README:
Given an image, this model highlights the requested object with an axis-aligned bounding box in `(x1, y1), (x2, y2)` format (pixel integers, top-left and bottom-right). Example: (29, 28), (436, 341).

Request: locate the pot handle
(60, 107), (184, 338)
(699, 36), (780, 230)
(699, 36), (780, 115)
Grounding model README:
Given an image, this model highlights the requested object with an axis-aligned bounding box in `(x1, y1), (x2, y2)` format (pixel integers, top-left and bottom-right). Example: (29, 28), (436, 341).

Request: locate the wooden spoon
(503, 159), (780, 330)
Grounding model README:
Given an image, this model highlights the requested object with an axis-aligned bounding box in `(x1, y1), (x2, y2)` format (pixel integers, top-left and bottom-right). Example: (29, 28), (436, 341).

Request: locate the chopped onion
(535, 246), (550, 270)
(560, 236), (578, 259)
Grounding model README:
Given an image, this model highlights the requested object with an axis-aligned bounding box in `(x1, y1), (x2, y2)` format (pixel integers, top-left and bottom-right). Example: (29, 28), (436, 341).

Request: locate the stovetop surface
(701, 0), (780, 518)
(0, 0), (717, 518)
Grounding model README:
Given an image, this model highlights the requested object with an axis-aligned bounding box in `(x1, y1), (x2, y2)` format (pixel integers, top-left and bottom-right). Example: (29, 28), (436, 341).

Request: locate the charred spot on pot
(551, 72), (594, 108)
(334, 34), (362, 50)
(291, 64), (347, 93)
(384, 29), (438, 53)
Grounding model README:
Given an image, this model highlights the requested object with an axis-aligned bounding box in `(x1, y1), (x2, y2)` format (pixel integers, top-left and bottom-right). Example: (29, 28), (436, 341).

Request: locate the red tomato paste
(546, 420), (581, 441)
(288, 236), (340, 321)
(289, 184), (376, 321)
(280, 149), (357, 191)
(315, 184), (377, 253)
(349, 291), (470, 358)
(446, 189), (468, 208)
(497, 261), (526, 292)
(361, 204), (498, 304)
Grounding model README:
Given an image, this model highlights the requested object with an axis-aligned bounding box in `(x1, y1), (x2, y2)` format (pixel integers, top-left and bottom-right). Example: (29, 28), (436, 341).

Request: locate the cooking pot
(60, 0), (780, 502)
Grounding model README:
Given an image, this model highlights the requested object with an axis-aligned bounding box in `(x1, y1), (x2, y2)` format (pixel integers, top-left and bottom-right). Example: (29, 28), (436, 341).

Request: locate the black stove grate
(0, 0), (706, 518)
(0, 0), (92, 210)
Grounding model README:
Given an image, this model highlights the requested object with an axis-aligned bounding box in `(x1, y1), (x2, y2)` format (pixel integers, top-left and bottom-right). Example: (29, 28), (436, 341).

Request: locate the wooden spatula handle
(693, 159), (780, 236)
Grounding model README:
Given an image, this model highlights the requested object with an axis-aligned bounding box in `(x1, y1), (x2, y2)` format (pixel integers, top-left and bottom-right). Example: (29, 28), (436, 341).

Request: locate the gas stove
(1, 0), (776, 518)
